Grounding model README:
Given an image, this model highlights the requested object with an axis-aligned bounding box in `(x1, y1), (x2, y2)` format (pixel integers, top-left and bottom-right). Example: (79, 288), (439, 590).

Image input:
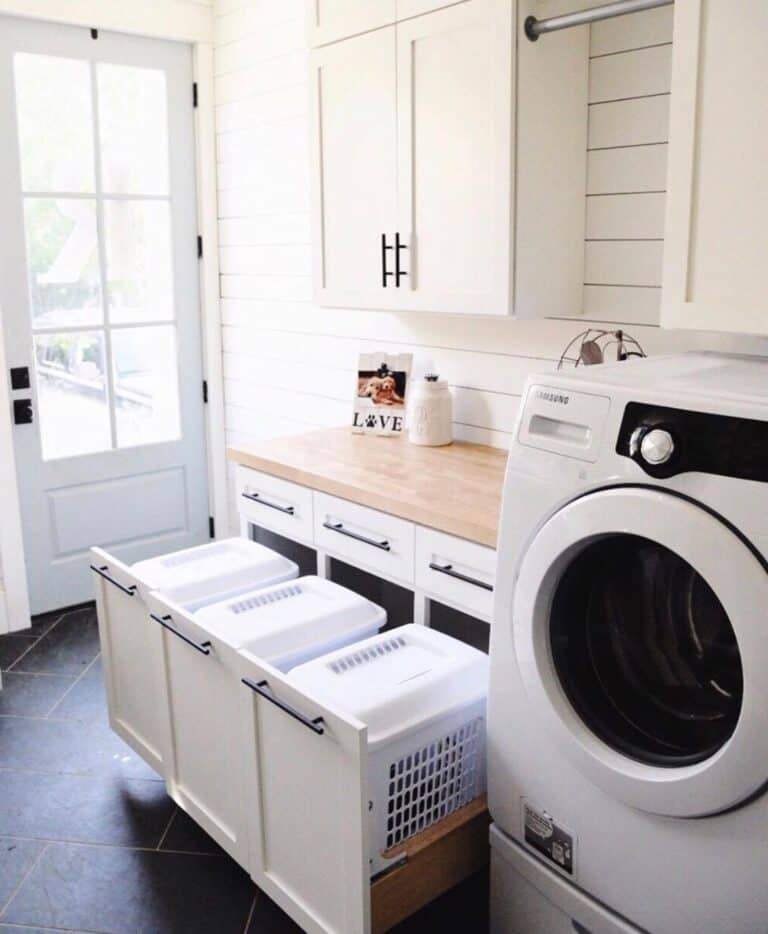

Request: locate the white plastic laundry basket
(192, 574), (386, 668)
(287, 623), (488, 874)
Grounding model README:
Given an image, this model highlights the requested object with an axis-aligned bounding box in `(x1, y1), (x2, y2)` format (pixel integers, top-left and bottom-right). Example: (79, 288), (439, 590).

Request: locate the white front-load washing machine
(488, 352), (768, 934)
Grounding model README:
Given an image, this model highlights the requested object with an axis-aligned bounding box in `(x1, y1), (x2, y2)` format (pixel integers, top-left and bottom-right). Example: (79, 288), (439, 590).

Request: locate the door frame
(0, 0), (226, 633)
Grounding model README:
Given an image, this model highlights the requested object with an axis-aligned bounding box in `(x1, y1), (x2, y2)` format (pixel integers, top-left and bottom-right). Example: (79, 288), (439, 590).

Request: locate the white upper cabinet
(308, 0), (589, 317)
(662, 0), (768, 334)
(307, 1), (397, 47)
(309, 27), (398, 309)
(395, 0), (512, 315)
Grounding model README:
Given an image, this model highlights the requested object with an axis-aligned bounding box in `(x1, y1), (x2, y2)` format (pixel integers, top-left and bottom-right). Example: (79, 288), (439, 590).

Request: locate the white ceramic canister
(408, 374), (453, 446)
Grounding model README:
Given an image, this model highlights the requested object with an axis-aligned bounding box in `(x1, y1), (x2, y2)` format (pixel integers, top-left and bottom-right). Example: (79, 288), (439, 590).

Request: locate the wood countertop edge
(227, 442), (503, 548)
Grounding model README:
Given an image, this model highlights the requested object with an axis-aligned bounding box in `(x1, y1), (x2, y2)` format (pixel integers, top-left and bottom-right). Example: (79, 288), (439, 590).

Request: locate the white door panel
(306, 0), (397, 47)
(0, 18), (209, 613)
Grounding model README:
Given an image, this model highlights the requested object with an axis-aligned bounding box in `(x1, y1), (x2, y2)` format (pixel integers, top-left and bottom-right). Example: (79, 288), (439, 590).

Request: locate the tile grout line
(0, 831), (225, 858)
(0, 841), (50, 920)
(6, 611), (70, 673)
(242, 892), (258, 934)
(156, 808), (178, 851)
(42, 651), (101, 719)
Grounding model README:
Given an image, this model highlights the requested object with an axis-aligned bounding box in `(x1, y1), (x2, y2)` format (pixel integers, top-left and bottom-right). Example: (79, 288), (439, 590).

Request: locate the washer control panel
(617, 402), (768, 481)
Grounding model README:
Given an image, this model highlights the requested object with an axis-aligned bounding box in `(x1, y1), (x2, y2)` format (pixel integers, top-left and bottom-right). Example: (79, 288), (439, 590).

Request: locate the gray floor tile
(0, 673), (76, 718)
(159, 808), (224, 856)
(13, 609), (99, 676)
(246, 892), (302, 933)
(0, 637), (37, 673)
(0, 837), (44, 913)
(0, 717), (160, 781)
(3, 842), (255, 934)
(0, 771), (174, 847)
(48, 657), (106, 724)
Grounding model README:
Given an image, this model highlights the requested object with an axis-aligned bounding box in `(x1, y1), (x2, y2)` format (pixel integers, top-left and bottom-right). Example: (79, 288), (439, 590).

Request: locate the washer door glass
(550, 534), (743, 767)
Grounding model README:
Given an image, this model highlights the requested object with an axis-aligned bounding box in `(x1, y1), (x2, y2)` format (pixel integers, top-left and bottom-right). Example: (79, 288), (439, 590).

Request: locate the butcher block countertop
(227, 427), (507, 548)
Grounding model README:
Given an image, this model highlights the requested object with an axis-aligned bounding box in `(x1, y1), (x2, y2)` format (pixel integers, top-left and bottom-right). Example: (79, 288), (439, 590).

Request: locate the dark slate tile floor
(0, 604), (488, 933)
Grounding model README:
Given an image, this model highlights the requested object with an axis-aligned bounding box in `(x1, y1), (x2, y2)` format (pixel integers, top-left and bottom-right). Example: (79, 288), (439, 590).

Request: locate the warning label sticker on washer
(523, 800), (575, 875)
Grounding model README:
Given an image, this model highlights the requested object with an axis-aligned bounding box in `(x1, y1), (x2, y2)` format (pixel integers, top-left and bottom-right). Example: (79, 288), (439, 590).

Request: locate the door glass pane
(14, 54), (95, 193)
(550, 534), (743, 767)
(97, 64), (169, 195)
(112, 326), (181, 448)
(34, 332), (111, 460)
(24, 198), (102, 327)
(104, 200), (174, 323)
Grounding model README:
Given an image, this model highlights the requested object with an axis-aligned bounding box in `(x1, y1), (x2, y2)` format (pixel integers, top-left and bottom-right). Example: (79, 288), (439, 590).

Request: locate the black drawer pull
(242, 491), (295, 515)
(90, 565), (137, 597)
(323, 520), (391, 552)
(150, 613), (211, 656)
(381, 233), (395, 288)
(242, 677), (325, 735)
(395, 231), (408, 288)
(429, 561), (493, 592)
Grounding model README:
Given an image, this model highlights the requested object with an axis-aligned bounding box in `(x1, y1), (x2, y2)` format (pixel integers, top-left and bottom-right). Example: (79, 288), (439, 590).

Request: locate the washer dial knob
(640, 428), (675, 465)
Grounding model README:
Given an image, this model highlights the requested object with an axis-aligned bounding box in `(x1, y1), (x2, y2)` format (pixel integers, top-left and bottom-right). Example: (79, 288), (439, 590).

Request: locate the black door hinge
(90, 28), (99, 39)
(202, 379), (209, 404)
(197, 235), (203, 259)
(209, 516), (215, 539)
(193, 82), (199, 108)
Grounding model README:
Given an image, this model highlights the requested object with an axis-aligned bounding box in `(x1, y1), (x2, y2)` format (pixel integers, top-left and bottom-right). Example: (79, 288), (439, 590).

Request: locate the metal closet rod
(525, 0), (674, 41)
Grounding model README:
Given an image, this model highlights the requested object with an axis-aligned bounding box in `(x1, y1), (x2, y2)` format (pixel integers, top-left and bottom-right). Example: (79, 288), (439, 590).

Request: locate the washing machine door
(513, 486), (768, 818)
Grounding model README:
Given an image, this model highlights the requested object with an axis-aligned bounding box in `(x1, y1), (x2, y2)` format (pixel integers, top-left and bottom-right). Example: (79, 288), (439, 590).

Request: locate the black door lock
(10, 367), (30, 390)
(13, 399), (33, 425)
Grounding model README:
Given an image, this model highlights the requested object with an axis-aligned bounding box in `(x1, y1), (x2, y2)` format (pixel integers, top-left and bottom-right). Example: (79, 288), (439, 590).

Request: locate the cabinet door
(310, 27), (399, 309)
(91, 548), (169, 776)
(662, 0), (768, 334)
(397, 0), (471, 18)
(307, 0), (397, 47)
(240, 651), (371, 934)
(395, 0), (513, 315)
(147, 594), (249, 869)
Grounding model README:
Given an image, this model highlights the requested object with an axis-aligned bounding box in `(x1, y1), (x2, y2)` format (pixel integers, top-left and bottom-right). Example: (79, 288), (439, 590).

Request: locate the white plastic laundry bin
(237, 624), (488, 934)
(146, 575), (385, 868)
(91, 538), (298, 777)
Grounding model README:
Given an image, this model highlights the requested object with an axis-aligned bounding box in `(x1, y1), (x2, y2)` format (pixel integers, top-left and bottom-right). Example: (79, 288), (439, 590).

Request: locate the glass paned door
(0, 19), (210, 614)
(15, 53), (181, 459)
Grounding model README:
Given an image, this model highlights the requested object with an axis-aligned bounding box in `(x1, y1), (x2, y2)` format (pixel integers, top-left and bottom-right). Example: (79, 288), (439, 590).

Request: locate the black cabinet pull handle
(150, 613), (211, 656)
(428, 561), (494, 592)
(381, 233), (395, 288)
(90, 565), (137, 597)
(242, 491), (295, 515)
(242, 677), (325, 735)
(323, 520), (391, 552)
(395, 232), (408, 288)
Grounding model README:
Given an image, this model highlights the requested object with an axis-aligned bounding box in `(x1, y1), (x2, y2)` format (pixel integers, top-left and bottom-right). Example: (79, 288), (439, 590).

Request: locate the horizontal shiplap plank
(218, 180), (310, 216)
(214, 52), (306, 104)
(582, 285), (661, 325)
(586, 192), (666, 239)
(218, 214), (311, 246)
(587, 144), (668, 194)
(220, 275), (313, 301)
(219, 244), (312, 276)
(215, 1), (304, 46)
(589, 45), (672, 103)
(216, 86), (308, 133)
(588, 96), (669, 149)
(585, 240), (664, 287)
(590, 6), (674, 56)
(215, 19), (304, 74)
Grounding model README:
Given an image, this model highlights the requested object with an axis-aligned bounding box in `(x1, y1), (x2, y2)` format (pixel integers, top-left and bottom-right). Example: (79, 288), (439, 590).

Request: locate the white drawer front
(314, 491), (415, 584)
(236, 466), (314, 545)
(415, 527), (496, 619)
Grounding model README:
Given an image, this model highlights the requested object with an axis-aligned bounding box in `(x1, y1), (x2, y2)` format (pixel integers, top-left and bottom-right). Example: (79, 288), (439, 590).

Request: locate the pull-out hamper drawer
(149, 576), (384, 870)
(237, 465), (314, 545)
(238, 624), (490, 933)
(91, 538), (299, 780)
(415, 527), (496, 620)
(314, 492), (415, 584)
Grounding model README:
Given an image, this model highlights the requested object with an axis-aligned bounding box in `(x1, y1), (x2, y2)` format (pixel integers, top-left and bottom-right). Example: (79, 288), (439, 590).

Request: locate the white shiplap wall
(213, 1), (765, 532)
